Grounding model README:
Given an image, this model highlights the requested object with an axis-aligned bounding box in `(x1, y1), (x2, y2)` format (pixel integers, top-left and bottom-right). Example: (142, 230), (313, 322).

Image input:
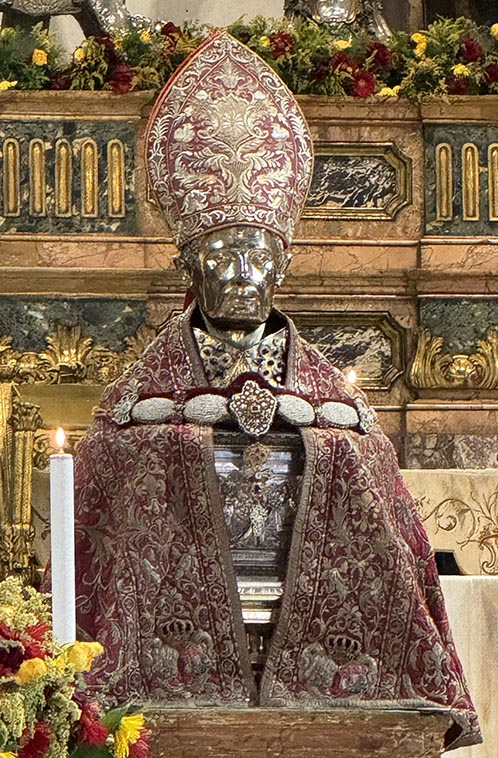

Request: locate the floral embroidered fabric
(74, 306), (481, 750)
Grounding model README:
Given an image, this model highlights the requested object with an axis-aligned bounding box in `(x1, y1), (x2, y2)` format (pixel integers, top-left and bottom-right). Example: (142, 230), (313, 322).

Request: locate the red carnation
(331, 50), (359, 72)
(485, 62), (498, 84)
(350, 69), (376, 97)
(18, 722), (51, 758)
(269, 31), (294, 59)
(129, 730), (150, 758)
(459, 36), (483, 63)
(108, 63), (133, 94)
(446, 75), (470, 94)
(369, 41), (393, 69)
(78, 701), (109, 746)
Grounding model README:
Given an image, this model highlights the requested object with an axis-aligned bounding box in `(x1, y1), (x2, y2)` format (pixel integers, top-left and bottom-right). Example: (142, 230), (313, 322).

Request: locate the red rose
(269, 31), (294, 59)
(108, 63), (133, 94)
(485, 62), (498, 84)
(446, 75), (470, 94)
(331, 51), (359, 72)
(18, 722), (51, 758)
(350, 69), (376, 97)
(369, 41), (393, 69)
(459, 36), (483, 63)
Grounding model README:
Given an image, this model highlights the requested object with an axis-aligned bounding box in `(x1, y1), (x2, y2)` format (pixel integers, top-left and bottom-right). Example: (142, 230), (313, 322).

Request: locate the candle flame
(346, 369), (357, 384)
(55, 427), (66, 452)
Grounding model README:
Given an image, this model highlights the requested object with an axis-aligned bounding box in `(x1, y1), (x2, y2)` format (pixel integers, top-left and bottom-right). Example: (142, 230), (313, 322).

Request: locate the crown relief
(0, 323), (158, 386)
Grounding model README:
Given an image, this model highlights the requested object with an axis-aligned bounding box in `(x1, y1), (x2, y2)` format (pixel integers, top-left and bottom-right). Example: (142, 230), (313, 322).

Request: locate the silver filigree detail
(318, 401), (359, 429)
(184, 395), (230, 425)
(278, 394), (315, 426)
(228, 380), (277, 437)
(131, 397), (176, 424)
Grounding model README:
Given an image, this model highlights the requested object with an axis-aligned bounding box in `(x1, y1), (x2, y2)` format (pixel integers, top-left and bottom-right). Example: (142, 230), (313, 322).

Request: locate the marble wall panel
(420, 241), (498, 273)
(289, 242), (418, 275)
(292, 312), (406, 390)
(404, 405), (498, 468)
(0, 297), (147, 352)
(419, 298), (498, 352)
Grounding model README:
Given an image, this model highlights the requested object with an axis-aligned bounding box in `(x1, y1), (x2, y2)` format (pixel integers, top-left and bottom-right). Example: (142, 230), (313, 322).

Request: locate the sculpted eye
(204, 250), (231, 268)
(249, 249), (273, 268)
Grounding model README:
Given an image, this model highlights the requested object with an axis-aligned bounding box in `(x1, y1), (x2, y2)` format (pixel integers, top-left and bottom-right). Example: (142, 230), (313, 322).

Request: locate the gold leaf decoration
(0, 323), (158, 386)
(409, 327), (498, 389)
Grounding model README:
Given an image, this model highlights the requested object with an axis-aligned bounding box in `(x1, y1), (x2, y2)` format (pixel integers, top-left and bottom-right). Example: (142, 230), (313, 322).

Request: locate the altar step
(146, 708), (452, 757)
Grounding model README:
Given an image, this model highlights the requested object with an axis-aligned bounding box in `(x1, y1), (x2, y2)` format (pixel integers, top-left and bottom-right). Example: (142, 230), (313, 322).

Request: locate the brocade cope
(74, 306), (481, 750)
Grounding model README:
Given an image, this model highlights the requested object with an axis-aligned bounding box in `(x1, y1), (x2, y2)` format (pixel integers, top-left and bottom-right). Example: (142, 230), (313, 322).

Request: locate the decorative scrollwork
(0, 323), (158, 386)
(417, 490), (498, 575)
(409, 327), (498, 389)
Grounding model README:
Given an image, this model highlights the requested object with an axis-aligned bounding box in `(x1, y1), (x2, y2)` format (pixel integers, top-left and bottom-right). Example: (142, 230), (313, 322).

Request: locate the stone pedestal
(146, 708), (452, 758)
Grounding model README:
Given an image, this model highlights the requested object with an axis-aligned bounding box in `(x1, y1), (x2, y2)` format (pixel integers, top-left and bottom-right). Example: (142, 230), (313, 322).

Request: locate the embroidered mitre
(145, 31), (314, 248)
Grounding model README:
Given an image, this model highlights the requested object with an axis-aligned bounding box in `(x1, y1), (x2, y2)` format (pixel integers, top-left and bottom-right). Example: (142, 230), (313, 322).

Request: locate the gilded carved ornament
(409, 327), (498, 390)
(0, 323), (157, 385)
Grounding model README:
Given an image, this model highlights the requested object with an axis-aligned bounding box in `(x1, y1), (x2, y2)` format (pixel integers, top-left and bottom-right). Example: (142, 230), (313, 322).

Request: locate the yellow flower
(59, 640), (104, 672)
(0, 752), (17, 757)
(115, 714), (144, 758)
(452, 63), (470, 77)
(491, 23), (498, 39)
(334, 38), (351, 50)
(376, 85), (400, 98)
(411, 32), (427, 58)
(73, 46), (86, 62)
(140, 30), (151, 43)
(32, 48), (48, 66)
(259, 36), (271, 48)
(15, 657), (48, 684)
(0, 80), (17, 90)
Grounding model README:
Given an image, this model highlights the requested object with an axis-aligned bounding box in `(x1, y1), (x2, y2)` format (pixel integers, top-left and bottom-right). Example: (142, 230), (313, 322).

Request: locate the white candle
(50, 427), (76, 645)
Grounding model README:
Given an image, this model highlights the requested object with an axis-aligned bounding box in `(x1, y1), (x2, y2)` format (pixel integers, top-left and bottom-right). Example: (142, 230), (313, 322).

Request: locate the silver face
(190, 226), (286, 332)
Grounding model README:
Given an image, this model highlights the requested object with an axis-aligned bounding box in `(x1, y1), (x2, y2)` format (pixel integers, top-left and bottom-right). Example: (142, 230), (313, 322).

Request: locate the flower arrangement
(1, 15), (498, 100)
(0, 577), (149, 758)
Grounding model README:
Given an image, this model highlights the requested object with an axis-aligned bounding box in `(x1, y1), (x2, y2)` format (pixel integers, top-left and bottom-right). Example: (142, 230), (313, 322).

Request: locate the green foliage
(68, 38), (109, 91)
(0, 15), (497, 99)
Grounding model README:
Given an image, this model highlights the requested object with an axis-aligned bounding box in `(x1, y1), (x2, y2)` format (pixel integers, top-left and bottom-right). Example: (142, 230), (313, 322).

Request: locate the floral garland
(1, 16), (498, 99)
(0, 577), (149, 758)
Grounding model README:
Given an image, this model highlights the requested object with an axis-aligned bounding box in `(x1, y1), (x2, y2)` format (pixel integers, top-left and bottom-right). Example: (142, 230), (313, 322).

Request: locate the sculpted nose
(234, 253), (251, 282)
